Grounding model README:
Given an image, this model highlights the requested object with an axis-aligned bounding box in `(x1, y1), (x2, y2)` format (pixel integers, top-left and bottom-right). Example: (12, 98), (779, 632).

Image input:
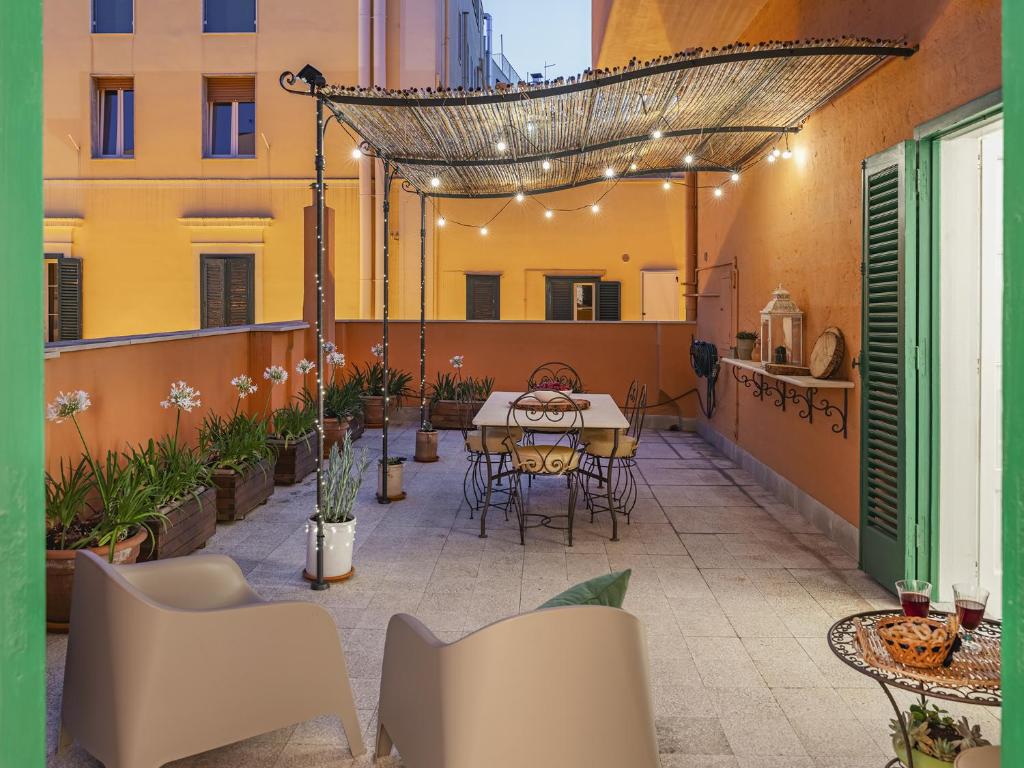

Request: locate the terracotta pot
(139, 487), (217, 561)
(415, 430), (439, 463)
(322, 417), (350, 458)
(377, 462), (405, 500)
(361, 395), (398, 428)
(305, 515), (357, 580)
(735, 338), (756, 360)
(46, 527), (149, 631)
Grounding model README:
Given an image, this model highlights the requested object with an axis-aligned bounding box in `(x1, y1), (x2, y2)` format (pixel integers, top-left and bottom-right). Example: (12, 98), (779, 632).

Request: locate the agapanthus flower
(450, 354), (464, 369)
(296, 359), (316, 375)
(46, 390), (92, 423)
(264, 365), (289, 385)
(230, 374), (258, 398)
(160, 380), (201, 412)
(323, 341), (337, 354)
(327, 351), (346, 368)
(371, 342), (384, 358)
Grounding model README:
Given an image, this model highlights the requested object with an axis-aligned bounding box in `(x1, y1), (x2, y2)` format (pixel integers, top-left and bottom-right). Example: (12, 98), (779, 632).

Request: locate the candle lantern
(759, 285), (804, 366)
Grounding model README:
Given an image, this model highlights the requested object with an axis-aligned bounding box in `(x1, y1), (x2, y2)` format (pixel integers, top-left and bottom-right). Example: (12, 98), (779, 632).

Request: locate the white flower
(160, 380), (201, 412)
(322, 341), (337, 355)
(46, 390), (92, 423)
(230, 374), (258, 399)
(450, 354), (464, 369)
(371, 342), (384, 358)
(263, 365), (289, 385)
(296, 359), (316, 375)
(327, 351), (346, 368)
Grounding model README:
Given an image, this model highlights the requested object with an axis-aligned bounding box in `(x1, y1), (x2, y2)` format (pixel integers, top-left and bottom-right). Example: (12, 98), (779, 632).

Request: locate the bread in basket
(875, 614), (960, 669)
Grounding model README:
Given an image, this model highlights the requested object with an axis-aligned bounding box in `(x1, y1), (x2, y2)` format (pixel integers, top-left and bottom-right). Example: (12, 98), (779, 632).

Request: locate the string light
(652, 129), (663, 139)
(772, 148), (782, 159)
(545, 210), (554, 219)
(767, 153), (777, 163)
(526, 122), (535, 133)
(515, 192), (525, 202)
(662, 180), (671, 190)
(480, 226), (489, 235)
(350, 148), (361, 159)
(496, 140), (508, 153)
(542, 159), (552, 170)
(684, 154), (694, 165)
(782, 148), (793, 159)
(713, 187), (724, 198)
(591, 204), (600, 213)
(604, 167), (615, 178)
(731, 172), (740, 182)
(437, 216), (446, 226)
(430, 176), (441, 187)
(630, 162), (638, 171)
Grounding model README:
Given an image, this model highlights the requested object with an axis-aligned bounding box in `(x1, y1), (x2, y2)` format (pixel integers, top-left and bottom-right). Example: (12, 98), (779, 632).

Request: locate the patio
(46, 425), (1000, 768)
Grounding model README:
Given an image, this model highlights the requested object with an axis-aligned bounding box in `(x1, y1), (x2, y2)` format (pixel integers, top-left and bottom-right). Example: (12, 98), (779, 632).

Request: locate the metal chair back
(624, 382), (648, 443)
(506, 392), (584, 474)
(526, 361), (584, 393)
(454, 379), (478, 442)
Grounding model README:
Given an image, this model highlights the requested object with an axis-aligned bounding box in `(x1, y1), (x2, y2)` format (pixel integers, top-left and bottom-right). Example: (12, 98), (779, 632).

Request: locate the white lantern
(759, 285), (804, 366)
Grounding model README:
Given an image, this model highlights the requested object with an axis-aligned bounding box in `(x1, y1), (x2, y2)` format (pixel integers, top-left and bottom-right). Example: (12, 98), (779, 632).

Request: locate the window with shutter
(201, 255), (253, 328)
(205, 77), (256, 157)
(92, 0), (132, 33)
(204, 0), (257, 32)
(546, 276), (619, 321)
(597, 281), (621, 321)
(860, 141), (919, 589)
(546, 278), (574, 320)
(466, 275), (500, 320)
(56, 258), (83, 342)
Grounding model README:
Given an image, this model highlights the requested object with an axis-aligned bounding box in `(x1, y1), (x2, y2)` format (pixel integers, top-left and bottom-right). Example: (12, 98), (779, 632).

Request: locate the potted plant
(355, 343), (414, 428)
(377, 455), (407, 501)
(305, 433), (368, 582)
(735, 330), (758, 360)
(128, 381), (215, 561)
(44, 390), (163, 630)
(415, 420), (439, 463)
(429, 354), (494, 429)
(200, 374), (276, 522)
(890, 702), (991, 767)
(269, 401), (317, 484)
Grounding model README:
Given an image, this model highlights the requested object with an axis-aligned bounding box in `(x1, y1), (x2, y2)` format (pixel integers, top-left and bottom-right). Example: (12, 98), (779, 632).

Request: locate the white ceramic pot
(306, 516), (356, 579)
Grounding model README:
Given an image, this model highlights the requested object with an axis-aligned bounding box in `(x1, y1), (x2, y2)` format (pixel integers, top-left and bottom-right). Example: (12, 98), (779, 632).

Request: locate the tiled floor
(47, 428), (1000, 767)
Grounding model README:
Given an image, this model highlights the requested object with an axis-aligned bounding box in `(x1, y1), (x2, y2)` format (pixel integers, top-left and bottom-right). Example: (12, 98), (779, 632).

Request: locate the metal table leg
(877, 679), (914, 768)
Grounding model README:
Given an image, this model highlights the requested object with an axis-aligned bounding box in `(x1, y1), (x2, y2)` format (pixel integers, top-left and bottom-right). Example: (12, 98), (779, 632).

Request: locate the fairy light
(604, 167), (615, 178)
(782, 148), (793, 159)
(542, 159), (552, 170)
(350, 148), (361, 159)
(713, 187), (724, 198)
(480, 226), (489, 235)
(515, 192), (525, 202)
(662, 180), (671, 190)
(772, 148), (782, 159)
(526, 122), (535, 133)
(437, 216), (446, 227)
(630, 162), (638, 171)
(684, 154), (694, 165)
(652, 129), (663, 139)
(591, 203), (600, 213)
(496, 140), (508, 153)
(430, 176), (441, 188)
(544, 209), (554, 219)
(767, 153), (777, 163)
(731, 172), (741, 182)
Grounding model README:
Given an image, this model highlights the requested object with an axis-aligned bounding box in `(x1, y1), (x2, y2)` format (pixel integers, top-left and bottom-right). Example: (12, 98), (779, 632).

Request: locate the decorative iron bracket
(729, 364), (849, 438)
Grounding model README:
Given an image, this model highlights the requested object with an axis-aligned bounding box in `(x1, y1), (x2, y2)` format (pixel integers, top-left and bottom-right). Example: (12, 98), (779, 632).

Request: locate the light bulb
(350, 148), (361, 159)
(496, 140), (508, 153)
(591, 203), (600, 213)
(767, 153), (777, 163)
(652, 129), (663, 139)
(772, 148), (781, 158)
(604, 167), (615, 178)
(437, 216), (446, 226)
(684, 154), (694, 165)
(629, 162), (638, 171)
(544, 209), (554, 219)
(731, 172), (740, 182)
(713, 187), (724, 198)
(526, 122), (535, 132)
(430, 176), (441, 187)
(662, 180), (671, 190)
(515, 192), (525, 202)
(542, 159), (551, 170)
(480, 226), (488, 235)
(782, 149), (792, 159)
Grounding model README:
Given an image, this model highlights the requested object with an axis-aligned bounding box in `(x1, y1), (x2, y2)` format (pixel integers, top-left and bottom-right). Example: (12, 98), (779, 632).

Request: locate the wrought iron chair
(457, 383), (518, 535)
(582, 381), (647, 528)
(526, 361), (584, 393)
(499, 392), (584, 546)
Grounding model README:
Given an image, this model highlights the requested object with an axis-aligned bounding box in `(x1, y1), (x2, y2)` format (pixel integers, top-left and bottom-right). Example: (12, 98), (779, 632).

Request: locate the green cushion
(539, 569), (631, 610)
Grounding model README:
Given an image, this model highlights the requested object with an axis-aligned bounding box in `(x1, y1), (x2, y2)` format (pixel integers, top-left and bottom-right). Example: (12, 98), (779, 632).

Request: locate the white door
(641, 270), (679, 320)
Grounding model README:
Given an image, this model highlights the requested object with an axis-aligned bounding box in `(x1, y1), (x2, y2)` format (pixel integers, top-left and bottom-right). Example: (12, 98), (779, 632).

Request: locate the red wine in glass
(956, 599), (986, 631)
(901, 592), (931, 618)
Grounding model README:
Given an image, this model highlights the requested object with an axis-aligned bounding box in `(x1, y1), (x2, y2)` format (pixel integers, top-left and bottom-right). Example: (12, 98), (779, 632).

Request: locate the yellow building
(43, 0), (691, 341)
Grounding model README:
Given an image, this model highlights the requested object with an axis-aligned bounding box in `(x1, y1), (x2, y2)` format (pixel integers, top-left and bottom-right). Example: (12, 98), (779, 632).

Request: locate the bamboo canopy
(319, 38), (915, 198)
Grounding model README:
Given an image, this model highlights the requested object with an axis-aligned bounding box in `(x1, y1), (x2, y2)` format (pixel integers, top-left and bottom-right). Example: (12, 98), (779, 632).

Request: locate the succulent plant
(890, 703), (989, 763)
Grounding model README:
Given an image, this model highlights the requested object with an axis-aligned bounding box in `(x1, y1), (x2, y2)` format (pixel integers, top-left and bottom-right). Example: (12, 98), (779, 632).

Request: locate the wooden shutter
(206, 77), (255, 103)
(201, 257), (226, 328)
(57, 258), (83, 341)
(202, 255), (253, 328)
(226, 257), (254, 325)
(860, 141), (918, 589)
(466, 275), (499, 320)
(546, 278), (573, 320)
(597, 281), (621, 321)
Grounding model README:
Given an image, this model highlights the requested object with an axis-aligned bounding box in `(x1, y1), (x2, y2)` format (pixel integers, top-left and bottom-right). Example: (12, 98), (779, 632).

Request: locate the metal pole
(419, 192), (427, 429)
(378, 159), (392, 503)
(311, 91), (329, 590)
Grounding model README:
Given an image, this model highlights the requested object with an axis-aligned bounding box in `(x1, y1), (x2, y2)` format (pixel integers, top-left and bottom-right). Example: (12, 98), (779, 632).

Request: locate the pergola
(279, 37), (915, 588)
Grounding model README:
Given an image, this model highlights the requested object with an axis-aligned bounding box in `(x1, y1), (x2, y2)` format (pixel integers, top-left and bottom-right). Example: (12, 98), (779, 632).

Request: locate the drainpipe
(373, 0), (387, 317)
(358, 0), (372, 318)
(683, 172), (698, 322)
(483, 12), (493, 85)
(443, 0), (450, 85)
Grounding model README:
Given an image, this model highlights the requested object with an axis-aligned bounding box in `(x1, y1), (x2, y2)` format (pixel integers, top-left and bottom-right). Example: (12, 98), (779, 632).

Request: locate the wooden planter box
(140, 487), (217, 561)
(430, 399), (484, 429)
(361, 395), (399, 428)
(212, 457), (275, 522)
(270, 432), (316, 484)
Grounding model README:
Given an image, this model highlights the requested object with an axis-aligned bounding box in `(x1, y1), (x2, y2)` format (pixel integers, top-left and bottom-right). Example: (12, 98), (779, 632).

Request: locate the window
(545, 277), (620, 321)
(204, 0), (256, 32)
(466, 275), (500, 320)
(45, 255), (83, 342)
(201, 255), (254, 328)
(92, 0), (132, 33)
(205, 77), (256, 157)
(95, 78), (134, 157)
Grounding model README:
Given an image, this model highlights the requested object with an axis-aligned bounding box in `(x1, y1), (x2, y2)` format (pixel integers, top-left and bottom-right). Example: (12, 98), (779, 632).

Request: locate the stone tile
(655, 716), (732, 756)
(654, 485), (758, 507)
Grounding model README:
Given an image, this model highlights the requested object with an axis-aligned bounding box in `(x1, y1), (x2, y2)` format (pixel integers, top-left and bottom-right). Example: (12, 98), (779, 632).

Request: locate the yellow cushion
(584, 434), (638, 459)
(465, 427), (522, 454)
(512, 445), (581, 474)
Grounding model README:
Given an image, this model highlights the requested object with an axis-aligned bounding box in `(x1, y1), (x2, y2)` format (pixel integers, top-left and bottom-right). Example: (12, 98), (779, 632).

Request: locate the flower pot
(46, 527), (149, 632)
(212, 457), (275, 522)
(415, 430), (439, 463)
(269, 431), (317, 483)
(322, 417), (350, 458)
(735, 338), (756, 360)
(139, 487), (217, 562)
(347, 413), (365, 441)
(896, 745), (955, 768)
(361, 395), (398, 428)
(377, 462), (405, 500)
(304, 515), (357, 581)
(429, 399), (483, 429)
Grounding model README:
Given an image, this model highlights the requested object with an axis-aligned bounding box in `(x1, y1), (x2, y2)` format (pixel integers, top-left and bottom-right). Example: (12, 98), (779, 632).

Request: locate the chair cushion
(539, 569), (632, 610)
(466, 427), (522, 454)
(585, 433), (638, 458)
(511, 445), (581, 474)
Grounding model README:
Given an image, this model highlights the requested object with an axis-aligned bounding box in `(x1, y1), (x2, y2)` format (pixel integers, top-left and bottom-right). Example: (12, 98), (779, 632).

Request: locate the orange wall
(335, 320), (699, 418)
(45, 325), (310, 472)
(696, 0), (1001, 525)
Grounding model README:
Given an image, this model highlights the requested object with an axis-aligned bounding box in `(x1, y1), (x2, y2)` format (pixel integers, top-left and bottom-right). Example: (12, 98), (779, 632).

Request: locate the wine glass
(953, 583), (990, 649)
(896, 579), (932, 618)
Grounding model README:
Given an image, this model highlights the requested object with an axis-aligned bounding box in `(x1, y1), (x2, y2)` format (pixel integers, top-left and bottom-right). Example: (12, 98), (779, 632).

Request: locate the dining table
(472, 391), (631, 541)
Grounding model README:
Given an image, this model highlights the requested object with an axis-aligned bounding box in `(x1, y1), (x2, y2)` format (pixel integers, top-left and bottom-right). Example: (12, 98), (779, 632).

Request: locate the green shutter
(466, 274), (499, 319)
(597, 281), (621, 321)
(57, 258), (82, 341)
(546, 277), (573, 320)
(860, 141), (918, 590)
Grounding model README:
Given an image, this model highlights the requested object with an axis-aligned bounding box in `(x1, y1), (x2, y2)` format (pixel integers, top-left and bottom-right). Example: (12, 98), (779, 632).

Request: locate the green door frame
(0, 1), (45, 766)
(913, 91), (1003, 589)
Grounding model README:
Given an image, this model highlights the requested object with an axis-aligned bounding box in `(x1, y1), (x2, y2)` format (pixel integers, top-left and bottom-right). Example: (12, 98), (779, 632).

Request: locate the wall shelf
(720, 357), (854, 438)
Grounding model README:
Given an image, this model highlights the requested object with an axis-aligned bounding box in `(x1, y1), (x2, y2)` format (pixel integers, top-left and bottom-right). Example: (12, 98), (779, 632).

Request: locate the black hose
(641, 338), (719, 418)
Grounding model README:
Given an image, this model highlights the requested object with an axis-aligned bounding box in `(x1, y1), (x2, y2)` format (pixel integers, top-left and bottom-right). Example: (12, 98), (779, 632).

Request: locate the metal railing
(490, 53), (521, 85)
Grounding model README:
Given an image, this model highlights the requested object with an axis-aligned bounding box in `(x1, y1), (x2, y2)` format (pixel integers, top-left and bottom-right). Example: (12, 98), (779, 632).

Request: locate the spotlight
(496, 140), (508, 153)
(542, 159), (552, 170)
(515, 192), (525, 202)
(713, 187), (724, 198)
(731, 172), (740, 182)
(480, 227), (489, 236)
(604, 167), (615, 178)
(296, 64), (327, 89)
(591, 204), (600, 213)
(652, 129), (663, 139)
(544, 210), (554, 219)
(350, 148), (362, 159)
(437, 216), (446, 227)
(684, 154), (694, 165)
(430, 176), (441, 188)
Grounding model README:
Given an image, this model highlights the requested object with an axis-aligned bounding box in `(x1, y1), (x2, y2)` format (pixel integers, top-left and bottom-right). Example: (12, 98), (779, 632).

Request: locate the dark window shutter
(597, 281), (621, 321)
(204, 0), (257, 32)
(546, 278), (573, 320)
(57, 258), (83, 341)
(860, 141), (918, 589)
(466, 275), (499, 320)
(202, 257), (226, 328)
(226, 257), (254, 325)
(202, 255), (253, 328)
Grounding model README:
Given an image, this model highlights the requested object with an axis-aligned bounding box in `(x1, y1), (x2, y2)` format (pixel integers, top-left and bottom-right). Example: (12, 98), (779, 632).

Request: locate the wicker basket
(875, 615), (959, 669)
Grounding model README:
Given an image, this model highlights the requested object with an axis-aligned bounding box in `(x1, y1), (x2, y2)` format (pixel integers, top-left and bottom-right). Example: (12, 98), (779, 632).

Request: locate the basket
(875, 615), (959, 669)
(512, 397), (590, 412)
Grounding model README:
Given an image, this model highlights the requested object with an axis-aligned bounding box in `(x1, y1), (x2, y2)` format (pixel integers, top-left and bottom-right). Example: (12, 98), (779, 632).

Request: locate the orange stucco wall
(696, 0), (1001, 526)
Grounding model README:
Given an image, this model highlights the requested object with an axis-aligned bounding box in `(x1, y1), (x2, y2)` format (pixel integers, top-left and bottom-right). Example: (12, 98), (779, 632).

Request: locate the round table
(827, 610), (1001, 768)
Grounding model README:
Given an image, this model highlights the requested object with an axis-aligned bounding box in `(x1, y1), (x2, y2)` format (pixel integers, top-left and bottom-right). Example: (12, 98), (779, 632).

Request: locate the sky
(485, 0), (592, 82)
